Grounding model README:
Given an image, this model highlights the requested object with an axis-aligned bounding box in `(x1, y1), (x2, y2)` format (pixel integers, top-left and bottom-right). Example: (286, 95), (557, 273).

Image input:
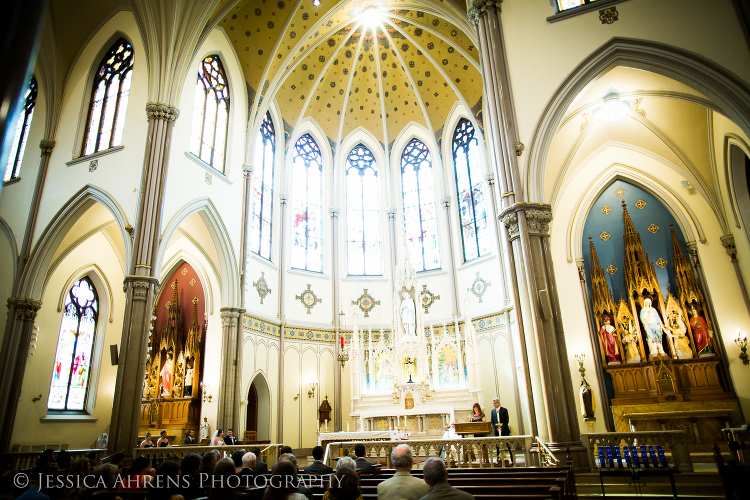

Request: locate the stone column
(331, 207), (343, 432)
(217, 307), (244, 431)
(237, 165), (253, 431)
(0, 140), (56, 450)
(108, 103), (178, 454)
(276, 193), (288, 442)
(441, 197), (460, 315)
(387, 208), (397, 283)
(720, 235), (750, 314)
(576, 259), (614, 431)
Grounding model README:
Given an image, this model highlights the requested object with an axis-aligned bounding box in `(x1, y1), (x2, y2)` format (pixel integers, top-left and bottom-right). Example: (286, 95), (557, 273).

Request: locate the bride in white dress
(210, 429), (225, 446)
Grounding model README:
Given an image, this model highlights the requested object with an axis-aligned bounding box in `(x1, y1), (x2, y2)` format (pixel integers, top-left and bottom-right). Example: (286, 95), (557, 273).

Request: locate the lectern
(453, 422), (493, 436)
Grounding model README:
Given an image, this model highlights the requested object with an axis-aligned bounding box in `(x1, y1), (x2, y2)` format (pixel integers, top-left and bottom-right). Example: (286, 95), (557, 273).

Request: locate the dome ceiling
(219, 0), (481, 147)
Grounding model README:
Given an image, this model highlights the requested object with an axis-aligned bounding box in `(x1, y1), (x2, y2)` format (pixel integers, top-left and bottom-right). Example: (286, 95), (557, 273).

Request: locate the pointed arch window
(189, 55), (230, 171)
(346, 144), (381, 275)
(250, 112), (275, 260)
(48, 277), (99, 411)
(291, 134), (324, 272)
(453, 118), (490, 262)
(3, 76), (37, 182)
(82, 38), (134, 156)
(401, 138), (440, 271)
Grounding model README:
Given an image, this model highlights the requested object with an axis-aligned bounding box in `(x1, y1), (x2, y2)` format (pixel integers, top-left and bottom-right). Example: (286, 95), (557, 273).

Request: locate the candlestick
(325, 419), (328, 432)
(347, 422), (350, 432)
(340, 336), (344, 348)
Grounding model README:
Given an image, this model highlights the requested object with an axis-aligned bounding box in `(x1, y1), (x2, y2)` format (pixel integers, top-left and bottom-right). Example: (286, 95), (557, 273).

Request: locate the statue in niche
(143, 361), (151, 399)
(199, 417), (210, 442)
(619, 315), (641, 363)
(667, 309), (692, 358)
(404, 357), (417, 383)
(161, 349), (174, 396)
(184, 359), (194, 397)
(579, 377), (596, 419)
(640, 298), (667, 356)
(689, 307), (714, 356)
(598, 316), (621, 364)
(400, 291), (416, 338)
(173, 356), (184, 397)
(146, 361), (159, 399)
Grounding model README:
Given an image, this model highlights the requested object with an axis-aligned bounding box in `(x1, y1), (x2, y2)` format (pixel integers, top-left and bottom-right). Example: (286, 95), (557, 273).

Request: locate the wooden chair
(243, 431), (257, 443)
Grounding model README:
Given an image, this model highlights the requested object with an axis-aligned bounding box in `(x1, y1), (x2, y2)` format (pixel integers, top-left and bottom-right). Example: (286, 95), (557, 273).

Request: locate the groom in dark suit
(490, 398), (513, 465)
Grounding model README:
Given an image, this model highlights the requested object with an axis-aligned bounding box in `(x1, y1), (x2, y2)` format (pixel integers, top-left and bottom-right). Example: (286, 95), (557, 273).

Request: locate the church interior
(2, 0), (750, 492)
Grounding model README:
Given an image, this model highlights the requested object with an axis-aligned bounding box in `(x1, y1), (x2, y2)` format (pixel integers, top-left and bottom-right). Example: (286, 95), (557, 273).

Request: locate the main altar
(346, 231), (481, 437)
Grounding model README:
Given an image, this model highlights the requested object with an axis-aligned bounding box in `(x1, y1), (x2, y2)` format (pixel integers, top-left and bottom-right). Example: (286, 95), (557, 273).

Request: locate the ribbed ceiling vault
(219, 0), (481, 152)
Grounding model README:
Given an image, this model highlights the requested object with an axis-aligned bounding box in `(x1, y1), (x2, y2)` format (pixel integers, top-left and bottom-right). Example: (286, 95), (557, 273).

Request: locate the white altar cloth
(353, 406), (456, 420)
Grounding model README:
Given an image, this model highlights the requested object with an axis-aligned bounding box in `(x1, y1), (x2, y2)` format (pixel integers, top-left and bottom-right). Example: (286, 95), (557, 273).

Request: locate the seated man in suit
(182, 430), (197, 445)
(249, 447), (269, 475)
(354, 443), (376, 474)
(419, 457), (474, 500)
(238, 452), (256, 487)
(303, 446), (333, 474)
(377, 445), (428, 500)
(225, 429), (239, 446)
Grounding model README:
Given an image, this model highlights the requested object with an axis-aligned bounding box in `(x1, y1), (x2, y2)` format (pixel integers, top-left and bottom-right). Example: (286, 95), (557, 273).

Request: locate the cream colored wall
(11, 231), (124, 449)
(502, 0), (750, 195)
(0, 222), (17, 348)
(551, 144), (750, 433)
(475, 322), (520, 433)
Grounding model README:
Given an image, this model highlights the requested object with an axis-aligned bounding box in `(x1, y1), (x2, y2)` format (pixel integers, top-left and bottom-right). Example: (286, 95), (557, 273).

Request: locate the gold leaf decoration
(606, 264), (618, 275)
(648, 223), (659, 234)
(656, 258), (667, 268)
(635, 199), (647, 209)
(600, 231), (611, 241)
(601, 205), (612, 215)
(615, 187), (626, 197)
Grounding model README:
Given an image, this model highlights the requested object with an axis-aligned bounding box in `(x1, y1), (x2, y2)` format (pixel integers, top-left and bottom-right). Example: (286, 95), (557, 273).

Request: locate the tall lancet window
(250, 112), (275, 260)
(48, 277), (99, 411)
(401, 138), (440, 271)
(291, 134), (324, 272)
(82, 38), (134, 156)
(346, 144), (381, 275)
(189, 55), (230, 171)
(4, 76), (37, 182)
(453, 118), (490, 262)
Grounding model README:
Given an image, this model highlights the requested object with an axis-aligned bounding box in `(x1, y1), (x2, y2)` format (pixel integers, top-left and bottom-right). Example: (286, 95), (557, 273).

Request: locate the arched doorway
(247, 373), (271, 441)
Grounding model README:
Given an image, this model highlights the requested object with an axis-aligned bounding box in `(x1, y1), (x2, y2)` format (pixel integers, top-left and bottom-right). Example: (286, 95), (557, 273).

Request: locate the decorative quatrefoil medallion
(296, 284), (322, 314)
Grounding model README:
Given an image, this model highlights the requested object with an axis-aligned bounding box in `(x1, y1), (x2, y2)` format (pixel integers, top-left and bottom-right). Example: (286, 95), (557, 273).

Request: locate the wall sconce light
(293, 394), (300, 401)
(200, 381), (212, 403)
(337, 336), (349, 369)
(308, 382), (318, 398)
(573, 349), (586, 378)
(735, 328), (748, 365)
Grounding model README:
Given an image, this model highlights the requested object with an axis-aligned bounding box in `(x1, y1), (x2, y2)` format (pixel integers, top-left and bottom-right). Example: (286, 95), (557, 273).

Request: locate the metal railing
(535, 436), (560, 467)
(581, 431), (693, 472)
(135, 444), (283, 468)
(324, 435), (534, 468)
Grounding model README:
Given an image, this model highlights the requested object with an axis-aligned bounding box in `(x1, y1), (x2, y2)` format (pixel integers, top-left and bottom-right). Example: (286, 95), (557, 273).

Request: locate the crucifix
(404, 357), (416, 384)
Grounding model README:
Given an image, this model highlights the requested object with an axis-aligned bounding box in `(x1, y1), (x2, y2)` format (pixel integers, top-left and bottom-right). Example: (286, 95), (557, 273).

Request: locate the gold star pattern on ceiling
(601, 205), (612, 215)
(655, 258), (667, 268)
(648, 223), (659, 233)
(600, 231), (611, 241)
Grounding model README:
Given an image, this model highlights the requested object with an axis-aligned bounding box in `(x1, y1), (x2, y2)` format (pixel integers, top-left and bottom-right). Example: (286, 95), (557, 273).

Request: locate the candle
(347, 422), (350, 432)
(317, 420), (320, 432)
(340, 336), (344, 348)
(325, 419), (329, 432)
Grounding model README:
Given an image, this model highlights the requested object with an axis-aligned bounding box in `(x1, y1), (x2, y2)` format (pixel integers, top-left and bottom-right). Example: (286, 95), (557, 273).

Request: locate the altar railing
(324, 436), (534, 468)
(134, 444), (283, 468)
(580, 431), (693, 472)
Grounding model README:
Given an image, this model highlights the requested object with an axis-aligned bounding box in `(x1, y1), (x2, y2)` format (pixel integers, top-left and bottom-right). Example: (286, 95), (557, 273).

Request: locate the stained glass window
(401, 138), (440, 271)
(48, 277), (99, 411)
(453, 118), (491, 262)
(189, 55), (230, 171)
(3, 76), (37, 182)
(82, 38), (134, 156)
(250, 112), (275, 260)
(291, 134), (324, 272)
(346, 144), (381, 275)
(556, 0), (599, 12)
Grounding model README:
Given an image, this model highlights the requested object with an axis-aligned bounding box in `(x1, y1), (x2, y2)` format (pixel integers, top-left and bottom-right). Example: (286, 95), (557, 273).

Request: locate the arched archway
(247, 372), (270, 441)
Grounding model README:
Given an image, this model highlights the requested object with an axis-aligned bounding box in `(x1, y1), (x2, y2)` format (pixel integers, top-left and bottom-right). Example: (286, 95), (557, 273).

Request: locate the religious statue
(598, 316), (621, 364)
(667, 309), (692, 358)
(173, 359), (184, 397)
(146, 362), (158, 399)
(391, 383), (400, 404)
(199, 417), (210, 441)
(579, 377), (596, 419)
(161, 350), (174, 396)
(400, 291), (416, 337)
(640, 298), (667, 356)
(619, 316), (641, 363)
(143, 362), (151, 399)
(184, 360), (194, 397)
(689, 307), (714, 356)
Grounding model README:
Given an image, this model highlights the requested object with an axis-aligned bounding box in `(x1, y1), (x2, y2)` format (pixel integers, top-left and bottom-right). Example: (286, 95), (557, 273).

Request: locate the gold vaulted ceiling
(219, 0), (481, 145)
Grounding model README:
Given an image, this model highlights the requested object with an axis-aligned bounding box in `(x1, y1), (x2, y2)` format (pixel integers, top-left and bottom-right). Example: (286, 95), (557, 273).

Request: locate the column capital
(720, 234), (737, 261)
(575, 258), (586, 282)
(279, 192), (289, 204)
(386, 207), (396, 219)
(39, 140), (56, 155)
(220, 308), (242, 326)
(146, 102), (180, 122)
(500, 202), (553, 237)
(123, 276), (158, 300)
(441, 196), (451, 207)
(243, 164), (253, 177)
(500, 211), (519, 240)
(686, 242), (701, 267)
(467, 0), (503, 25)
(7, 298), (42, 320)
(329, 206), (340, 217)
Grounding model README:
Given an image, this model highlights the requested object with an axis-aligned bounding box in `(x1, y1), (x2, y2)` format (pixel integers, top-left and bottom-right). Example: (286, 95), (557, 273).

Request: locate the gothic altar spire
(670, 225), (704, 306)
(588, 237), (615, 316)
(621, 201), (660, 299)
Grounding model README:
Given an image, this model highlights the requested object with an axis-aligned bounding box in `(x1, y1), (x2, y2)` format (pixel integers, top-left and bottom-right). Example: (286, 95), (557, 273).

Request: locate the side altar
(347, 229), (481, 436)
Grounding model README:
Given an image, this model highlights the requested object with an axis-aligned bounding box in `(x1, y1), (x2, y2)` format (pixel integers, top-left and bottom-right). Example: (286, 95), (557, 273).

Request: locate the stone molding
(39, 140), (56, 155)
(329, 206), (340, 217)
(576, 259), (586, 282)
(220, 307), (242, 327)
(500, 203), (553, 238)
(122, 275), (158, 300)
(145, 103), (180, 122)
(279, 193), (288, 204)
(501, 211), (519, 240)
(243, 164), (253, 178)
(7, 298), (42, 321)
(467, 0), (503, 25)
(720, 234), (737, 260)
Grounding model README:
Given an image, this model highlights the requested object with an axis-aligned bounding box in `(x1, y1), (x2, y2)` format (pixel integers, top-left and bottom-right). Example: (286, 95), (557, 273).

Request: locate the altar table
(318, 431), (398, 455)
